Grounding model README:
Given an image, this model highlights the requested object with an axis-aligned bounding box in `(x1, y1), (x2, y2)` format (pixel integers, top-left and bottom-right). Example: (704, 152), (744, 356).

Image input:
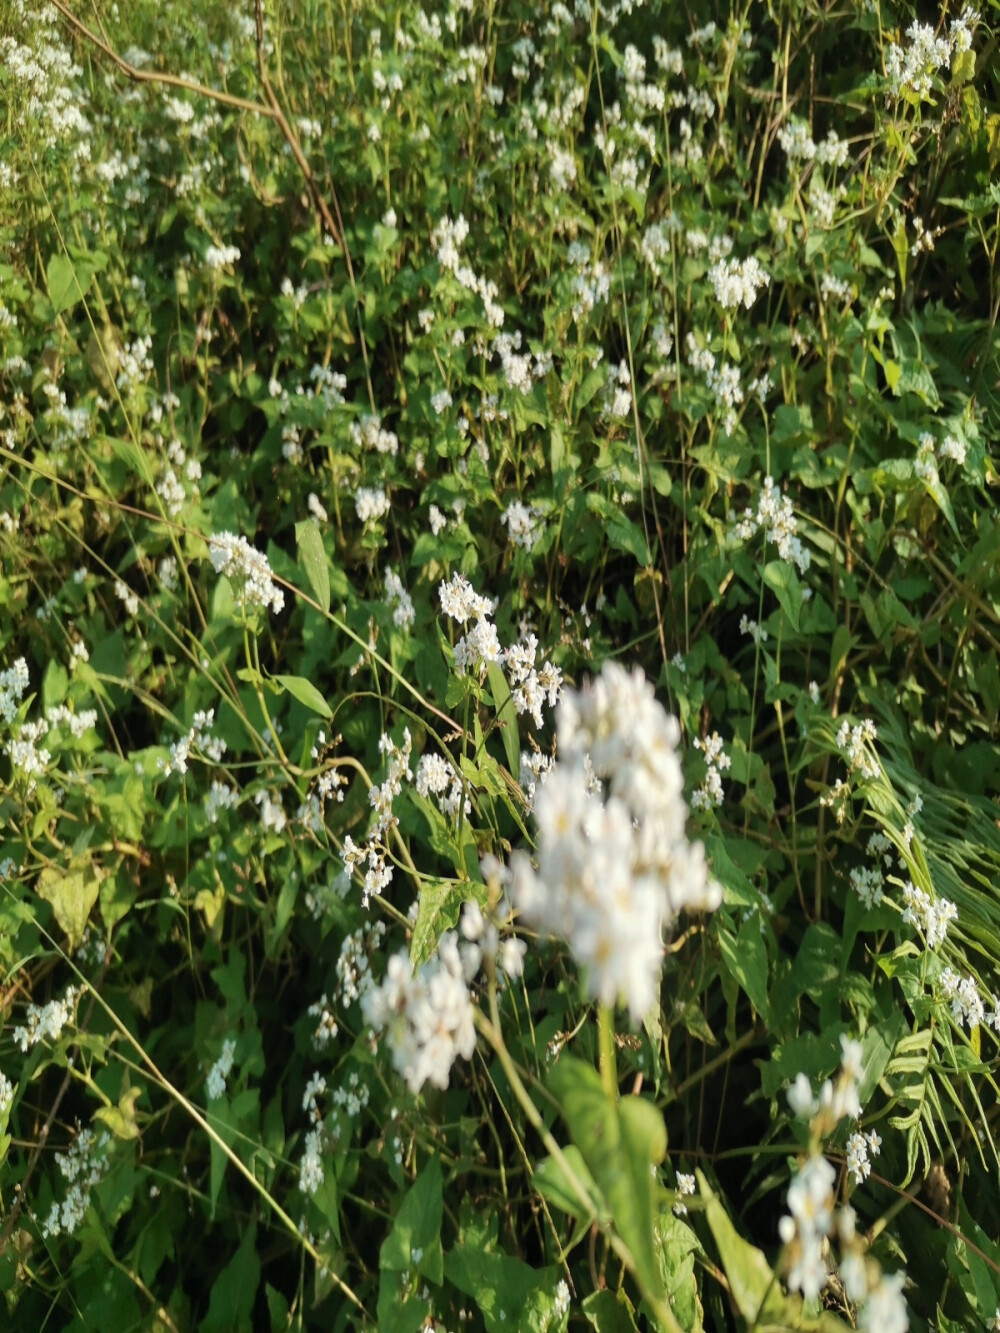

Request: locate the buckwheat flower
(114, 578), (140, 616)
(859, 1272), (908, 1333)
(836, 718), (880, 780)
(307, 492), (328, 522)
(208, 532), (285, 614)
(299, 1127), (324, 1195)
(431, 389), (453, 415)
(673, 1172), (696, 1216)
(355, 485), (391, 524)
(204, 243), (240, 271)
(0, 1071), (13, 1120)
(501, 500), (542, 549)
(362, 932), (478, 1094)
(940, 968), (985, 1028)
(428, 504), (448, 536)
(205, 1037), (236, 1100)
(384, 567), (415, 629)
(846, 1131), (871, 1184)
(549, 143), (577, 190)
(787, 1072), (817, 1118)
(850, 865), (883, 909)
(939, 434), (967, 466)
(438, 572), (495, 624)
(708, 255), (770, 310)
(499, 937), (526, 978)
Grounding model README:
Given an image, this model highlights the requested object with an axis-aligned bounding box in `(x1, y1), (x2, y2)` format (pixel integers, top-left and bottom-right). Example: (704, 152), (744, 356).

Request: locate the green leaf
(716, 920), (770, 1021)
(36, 861), (101, 951)
(273, 674), (332, 718)
(583, 1289), (640, 1331)
(411, 877), (482, 967)
(548, 1056), (667, 1309)
(104, 435), (155, 487)
(534, 1145), (602, 1221)
(381, 1157), (444, 1283)
(47, 252), (91, 314)
(199, 1219), (260, 1332)
(606, 514), (652, 565)
(295, 518), (331, 613)
(697, 1171), (795, 1325)
(761, 560), (802, 630)
(486, 661), (520, 779)
(93, 1086), (142, 1142)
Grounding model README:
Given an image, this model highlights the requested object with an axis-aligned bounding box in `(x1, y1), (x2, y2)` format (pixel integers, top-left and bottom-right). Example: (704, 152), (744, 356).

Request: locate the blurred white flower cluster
(510, 662), (721, 1020)
(783, 1037), (908, 1329)
(362, 930), (478, 1094)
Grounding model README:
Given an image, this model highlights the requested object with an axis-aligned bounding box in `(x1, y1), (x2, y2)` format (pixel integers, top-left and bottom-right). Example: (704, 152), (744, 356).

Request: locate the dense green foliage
(2, 0), (1000, 1329)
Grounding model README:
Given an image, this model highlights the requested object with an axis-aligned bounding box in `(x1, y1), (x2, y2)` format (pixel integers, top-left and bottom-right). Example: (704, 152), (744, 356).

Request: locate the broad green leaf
(37, 861), (101, 951)
(716, 920), (770, 1021)
(273, 673), (332, 718)
(697, 1170), (796, 1326)
(104, 435), (156, 487)
(93, 1086), (142, 1142)
(199, 1219), (260, 1333)
(47, 252), (90, 314)
(411, 877), (483, 967)
(534, 1144), (602, 1221)
(583, 1289), (640, 1331)
(295, 518), (331, 613)
(487, 661), (520, 778)
(548, 1056), (667, 1309)
(381, 1157), (444, 1283)
(762, 560), (802, 630)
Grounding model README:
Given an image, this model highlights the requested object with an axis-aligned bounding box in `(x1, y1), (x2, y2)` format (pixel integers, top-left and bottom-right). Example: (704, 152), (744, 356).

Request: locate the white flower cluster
(691, 732), (730, 811)
(782, 1037), (908, 1329)
(205, 1037), (236, 1100)
(777, 118), (849, 167)
(786, 1035), (863, 1127)
(850, 865), (883, 910)
(41, 1127), (110, 1239)
(438, 575), (562, 728)
(415, 752), (469, 819)
(835, 718), (880, 781)
(846, 1128), (882, 1186)
(299, 1072), (326, 1195)
(501, 500), (543, 550)
(204, 780), (240, 823)
(208, 532), (285, 615)
(162, 708), (227, 777)
(0, 1070), (13, 1119)
(885, 11), (976, 98)
(384, 567), (415, 629)
(510, 663), (721, 1020)
(505, 633), (562, 730)
(901, 882), (956, 948)
(432, 213), (504, 329)
(0, 656), (30, 723)
(708, 255), (770, 310)
(673, 1171), (696, 1216)
(334, 919), (385, 1006)
(939, 968), (994, 1030)
(355, 485), (391, 524)
(731, 475), (811, 574)
(350, 411), (399, 456)
(439, 572), (501, 669)
(362, 930), (478, 1094)
(14, 985), (79, 1052)
(204, 243), (240, 271)
(343, 731), (412, 907)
